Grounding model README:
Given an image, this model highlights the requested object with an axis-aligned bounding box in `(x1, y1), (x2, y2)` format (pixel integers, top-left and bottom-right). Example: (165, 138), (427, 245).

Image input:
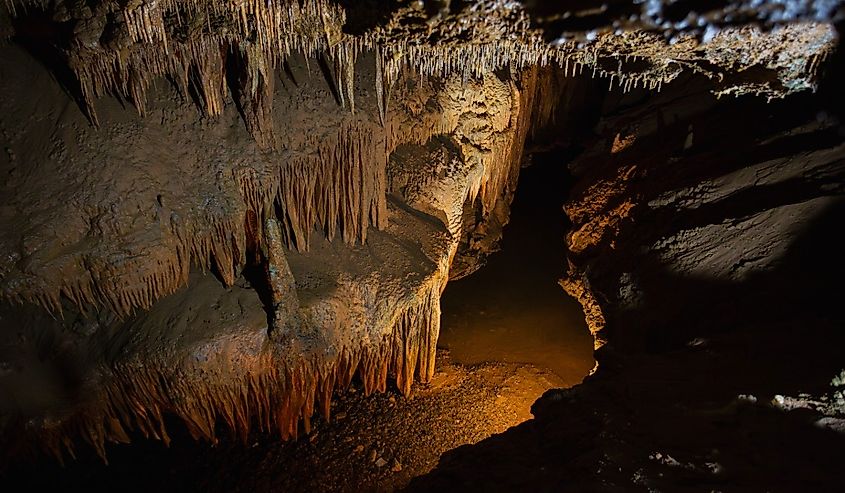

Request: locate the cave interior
(1, 0), (844, 491)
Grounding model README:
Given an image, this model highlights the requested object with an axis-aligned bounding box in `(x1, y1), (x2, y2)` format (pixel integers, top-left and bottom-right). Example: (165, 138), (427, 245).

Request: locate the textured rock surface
(0, 43), (539, 315)
(408, 66), (845, 491)
(0, 31), (544, 457)
(0, 0), (843, 471)
(3, 0), (839, 128)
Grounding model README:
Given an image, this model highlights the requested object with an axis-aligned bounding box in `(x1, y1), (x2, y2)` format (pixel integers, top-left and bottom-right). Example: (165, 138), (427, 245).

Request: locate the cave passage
(439, 149), (595, 386)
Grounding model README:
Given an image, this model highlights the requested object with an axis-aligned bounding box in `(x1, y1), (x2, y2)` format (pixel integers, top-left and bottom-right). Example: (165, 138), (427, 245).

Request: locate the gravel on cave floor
(2, 350), (569, 492)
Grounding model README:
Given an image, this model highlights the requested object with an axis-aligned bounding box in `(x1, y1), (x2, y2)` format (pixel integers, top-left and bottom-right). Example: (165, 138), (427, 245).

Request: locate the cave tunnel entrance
(439, 147), (595, 386)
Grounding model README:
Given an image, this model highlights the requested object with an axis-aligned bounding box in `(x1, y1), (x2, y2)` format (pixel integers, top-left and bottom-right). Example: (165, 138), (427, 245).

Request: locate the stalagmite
(263, 217), (298, 319)
(375, 48), (386, 125)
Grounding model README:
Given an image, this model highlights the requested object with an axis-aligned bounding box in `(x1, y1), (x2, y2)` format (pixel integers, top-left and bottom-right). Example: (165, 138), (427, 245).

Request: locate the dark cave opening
(438, 147), (595, 386)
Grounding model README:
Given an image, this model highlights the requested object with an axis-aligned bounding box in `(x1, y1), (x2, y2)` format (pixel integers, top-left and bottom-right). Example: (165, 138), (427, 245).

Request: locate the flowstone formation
(0, 0), (842, 462)
(0, 41), (542, 458)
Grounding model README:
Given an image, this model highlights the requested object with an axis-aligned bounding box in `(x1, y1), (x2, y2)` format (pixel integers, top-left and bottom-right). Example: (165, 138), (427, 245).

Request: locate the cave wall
(0, 34), (551, 458)
(409, 67), (845, 491)
(1, 0), (843, 466)
(564, 74), (845, 361)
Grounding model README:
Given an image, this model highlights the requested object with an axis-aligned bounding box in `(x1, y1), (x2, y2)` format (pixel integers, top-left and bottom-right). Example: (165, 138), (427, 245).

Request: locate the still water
(439, 151), (595, 386)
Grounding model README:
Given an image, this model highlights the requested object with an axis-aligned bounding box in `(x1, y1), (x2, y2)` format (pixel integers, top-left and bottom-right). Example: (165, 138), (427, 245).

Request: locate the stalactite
(329, 43), (358, 113)
(275, 120), (388, 249)
(193, 42), (227, 117)
(367, 47), (404, 128)
(531, 67), (563, 134)
(236, 44), (276, 147)
(19, 262), (447, 463)
(6, 0), (826, 128)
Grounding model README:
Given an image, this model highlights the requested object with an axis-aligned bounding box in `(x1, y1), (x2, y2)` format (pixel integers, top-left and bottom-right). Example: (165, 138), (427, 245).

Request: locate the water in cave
(438, 149), (595, 386)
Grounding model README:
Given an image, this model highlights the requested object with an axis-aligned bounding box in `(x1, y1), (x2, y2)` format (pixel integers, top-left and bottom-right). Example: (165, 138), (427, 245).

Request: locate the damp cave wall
(408, 50), (845, 491)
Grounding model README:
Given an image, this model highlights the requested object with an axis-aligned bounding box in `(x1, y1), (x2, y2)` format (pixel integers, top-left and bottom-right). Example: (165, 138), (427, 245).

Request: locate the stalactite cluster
(0, 188), (458, 462)
(1, 0), (841, 465)
(2, 0), (835, 129)
(2, 51), (562, 318)
(30, 275), (444, 462)
(0, 37), (551, 459)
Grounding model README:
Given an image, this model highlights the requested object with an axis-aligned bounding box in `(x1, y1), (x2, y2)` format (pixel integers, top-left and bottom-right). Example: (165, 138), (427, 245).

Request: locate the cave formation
(1, 0), (844, 491)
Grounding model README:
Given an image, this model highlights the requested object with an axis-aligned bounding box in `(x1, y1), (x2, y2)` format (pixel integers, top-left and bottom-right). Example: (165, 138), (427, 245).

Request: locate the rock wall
(1, 0), (843, 468)
(563, 73), (845, 360)
(0, 35), (549, 458)
(409, 63), (845, 491)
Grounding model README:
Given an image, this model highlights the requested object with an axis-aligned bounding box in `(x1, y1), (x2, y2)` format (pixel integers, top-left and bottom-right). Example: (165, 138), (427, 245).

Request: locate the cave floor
(2, 350), (564, 492)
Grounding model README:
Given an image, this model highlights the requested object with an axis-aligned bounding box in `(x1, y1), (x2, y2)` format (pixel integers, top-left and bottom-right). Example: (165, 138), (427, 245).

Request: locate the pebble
(368, 449), (378, 462)
(375, 458), (388, 468)
(391, 461), (403, 473)
(354, 445), (364, 453)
